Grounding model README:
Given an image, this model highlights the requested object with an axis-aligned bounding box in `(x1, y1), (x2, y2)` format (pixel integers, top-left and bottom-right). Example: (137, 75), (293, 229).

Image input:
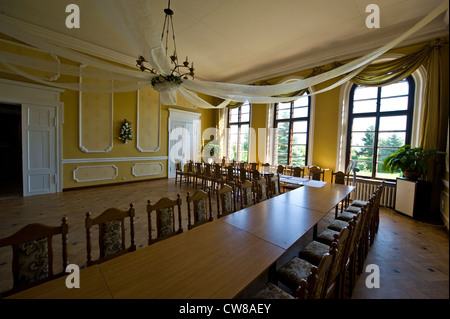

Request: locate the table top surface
(273, 183), (355, 213)
(221, 199), (325, 250)
(6, 265), (112, 299)
(98, 221), (285, 299)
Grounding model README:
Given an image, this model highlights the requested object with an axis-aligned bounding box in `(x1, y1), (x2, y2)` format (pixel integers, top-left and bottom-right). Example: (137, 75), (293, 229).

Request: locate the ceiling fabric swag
(350, 40), (440, 87)
(0, 1), (447, 108)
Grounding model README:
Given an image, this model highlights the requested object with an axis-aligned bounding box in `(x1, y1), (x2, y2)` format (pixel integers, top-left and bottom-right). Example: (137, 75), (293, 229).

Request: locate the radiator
(347, 179), (396, 208)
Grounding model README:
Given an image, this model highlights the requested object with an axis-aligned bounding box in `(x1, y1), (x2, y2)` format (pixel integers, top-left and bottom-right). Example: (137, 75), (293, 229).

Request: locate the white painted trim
(62, 156), (168, 164)
(136, 89), (161, 152)
(72, 165), (118, 183)
(131, 162), (164, 177)
(78, 65), (114, 153)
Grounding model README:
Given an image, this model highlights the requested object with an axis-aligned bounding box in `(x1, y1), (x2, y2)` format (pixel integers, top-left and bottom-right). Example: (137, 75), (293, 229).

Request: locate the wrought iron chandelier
(136, 0), (194, 91)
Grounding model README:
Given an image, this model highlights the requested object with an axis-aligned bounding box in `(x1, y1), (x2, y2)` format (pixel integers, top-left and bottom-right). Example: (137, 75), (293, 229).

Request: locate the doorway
(167, 108), (201, 178)
(0, 103), (22, 198)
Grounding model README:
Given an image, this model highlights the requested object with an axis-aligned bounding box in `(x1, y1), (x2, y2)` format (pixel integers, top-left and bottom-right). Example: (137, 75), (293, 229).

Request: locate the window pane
(277, 122), (290, 133)
(380, 96), (408, 112)
(241, 103), (250, 114)
(352, 100), (377, 114)
(277, 156), (288, 166)
(354, 160), (373, 177)
(377, 146), (401, 163)
(381, 80), (409, 98)
(292, 121), (307, 133)
(351, 132), (375, 147)
(354, 86), (378, 100)
(294, 96), (308, 107)
(378, 132), (406, 148)
(229, 109), (238, 123)
(277, 108), (290, 119)
(292, 133), (307, 145)
(379, 115), (407, 131)
(352, 117), (376, 132)
(291, 155), (305, 166)
(351, 146), (374, 161)
(293, 106), (308, 118)
(241, 112), (249, 122)
(376, 161), (402, 179)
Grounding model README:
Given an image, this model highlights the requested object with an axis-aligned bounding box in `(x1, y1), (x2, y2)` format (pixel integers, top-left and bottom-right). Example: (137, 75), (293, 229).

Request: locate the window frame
(345, 76), (416, 180)
(227, 102), (251, 162)
(273, 93), (311, 167)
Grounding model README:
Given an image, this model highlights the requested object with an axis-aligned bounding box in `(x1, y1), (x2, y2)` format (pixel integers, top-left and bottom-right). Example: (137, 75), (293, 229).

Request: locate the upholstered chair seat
(316, 228), (341, 246)
(351, 200), (368, 207)
(253, 283), (295, 299)
(299, 240), (330, 266)
(327, 219), (349, 232)
(337, 211), (357, 222)
(345, 205), (361, 213)
(276, 257), (317, 293)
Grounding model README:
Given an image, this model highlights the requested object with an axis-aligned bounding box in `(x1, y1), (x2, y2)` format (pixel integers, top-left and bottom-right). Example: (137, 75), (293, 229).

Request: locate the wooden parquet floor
(0, 178), (448, 298)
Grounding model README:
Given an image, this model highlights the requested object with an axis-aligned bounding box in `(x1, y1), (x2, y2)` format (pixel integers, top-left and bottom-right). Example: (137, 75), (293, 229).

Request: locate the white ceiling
(0, 0), (448, 84)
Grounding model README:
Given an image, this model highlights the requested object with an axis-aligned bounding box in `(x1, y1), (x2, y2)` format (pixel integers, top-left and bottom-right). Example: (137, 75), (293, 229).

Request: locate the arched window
(346, 76), (415, 179)
(273, 92), (311, 166)
(227, 102), (251, 162)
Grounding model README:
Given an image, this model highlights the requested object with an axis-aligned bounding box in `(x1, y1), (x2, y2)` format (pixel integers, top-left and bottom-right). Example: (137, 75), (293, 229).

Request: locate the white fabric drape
(0, 0), (447, 107)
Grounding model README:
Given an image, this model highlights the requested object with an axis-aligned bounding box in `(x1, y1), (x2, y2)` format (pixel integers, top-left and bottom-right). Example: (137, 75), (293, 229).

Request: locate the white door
(22, 104), (57, 196)
(168, 120), (194, 178)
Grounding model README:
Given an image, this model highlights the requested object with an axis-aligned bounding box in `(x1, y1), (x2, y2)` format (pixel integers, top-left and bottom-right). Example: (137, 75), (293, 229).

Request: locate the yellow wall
(59, 88), (216, 189)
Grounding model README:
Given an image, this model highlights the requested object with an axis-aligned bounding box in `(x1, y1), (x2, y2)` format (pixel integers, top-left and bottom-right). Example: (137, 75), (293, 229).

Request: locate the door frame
(167, 108), (201, 178)
(0, 79), (64, 195)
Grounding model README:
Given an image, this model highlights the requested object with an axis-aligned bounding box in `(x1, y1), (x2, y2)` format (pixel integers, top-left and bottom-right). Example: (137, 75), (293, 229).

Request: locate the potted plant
(382, 145), (446, 180)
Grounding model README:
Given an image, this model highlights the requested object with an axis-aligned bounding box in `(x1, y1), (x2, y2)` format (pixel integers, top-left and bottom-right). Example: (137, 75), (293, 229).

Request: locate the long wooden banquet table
(7, 182), (354, 299)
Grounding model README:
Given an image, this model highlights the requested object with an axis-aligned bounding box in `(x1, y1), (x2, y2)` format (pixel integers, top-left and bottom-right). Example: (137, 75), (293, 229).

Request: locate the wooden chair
(224, 165), (237, 191)
(317, 212), (362, 298)
(186, 190), (213, 230)
(248, 162), (259, 180)
(147, 195), (183, 245)
(193, 162), (204, 188)
(260, 162), (271, 174)
(201, 163), (214, 190)
(295, 226), (351, 299)
(254, 177), (269, 203)
(269, 173), (282, 197)
(283, 166), (305, 192)
(331, 170), (350, 215)
(216, 184), (236, 218)
(212, 163), (225, 190)
(309, 165), (325, 181)
(185, 160), (195, 185)
(239, 180), (255, 209)
(331, 170), (348, 185)
(276, 165), (285, 175)
(0, 217), (68, 297)
(85, 204), (136, 266)
(252, 169), (261, 181)
(175, 161), (188, 186)
(272, 247), (336, 299)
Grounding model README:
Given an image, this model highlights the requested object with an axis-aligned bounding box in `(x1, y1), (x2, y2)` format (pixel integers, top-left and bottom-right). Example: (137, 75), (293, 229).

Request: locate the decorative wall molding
(73, 165), (118, 182)
(131, 162), (164, 177)
(136, 89), (161, 152)
(62, 156), (168, 164)
(78, 65), (114, 153)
